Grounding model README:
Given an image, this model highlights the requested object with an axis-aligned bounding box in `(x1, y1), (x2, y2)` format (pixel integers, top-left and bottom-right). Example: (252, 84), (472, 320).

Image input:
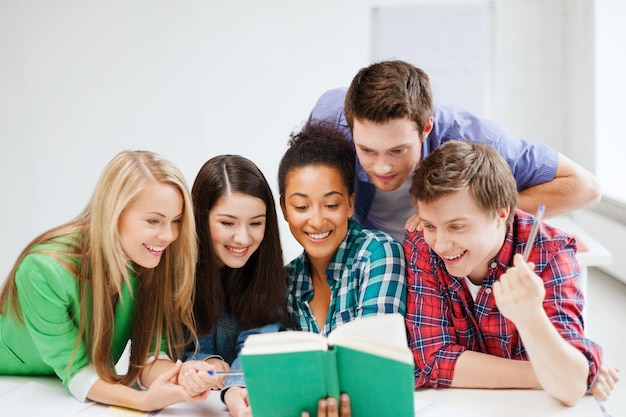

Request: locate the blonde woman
(0, 150), (211, 411)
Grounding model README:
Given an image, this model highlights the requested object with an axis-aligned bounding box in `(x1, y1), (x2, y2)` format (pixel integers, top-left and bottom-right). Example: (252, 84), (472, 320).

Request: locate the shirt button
(485, 288), (492, 294)
(490, 262), (497, 269)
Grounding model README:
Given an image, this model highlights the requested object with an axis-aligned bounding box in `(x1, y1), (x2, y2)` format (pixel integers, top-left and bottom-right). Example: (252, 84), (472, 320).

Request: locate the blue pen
(522, 204), (545, 262)
(207, 370), (244, 376)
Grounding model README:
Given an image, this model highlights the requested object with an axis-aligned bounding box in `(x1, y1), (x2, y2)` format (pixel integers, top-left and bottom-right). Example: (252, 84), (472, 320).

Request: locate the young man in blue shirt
(309, 60), (600, 241)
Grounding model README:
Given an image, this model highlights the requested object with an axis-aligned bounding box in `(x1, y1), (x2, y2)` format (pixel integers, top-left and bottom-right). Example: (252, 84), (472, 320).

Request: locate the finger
(593, 385), (609, 402)
(513, 254), (537, 278)
(496, 270), (515, 295)
(339, 393), (351, 417)
(163, 359), (184, 383)
(326, 397), (338, 416)
(317, 398), (328, 416)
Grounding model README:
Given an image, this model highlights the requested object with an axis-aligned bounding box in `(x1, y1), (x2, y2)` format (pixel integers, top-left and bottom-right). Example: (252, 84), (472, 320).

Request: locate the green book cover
(241, 347), (339, 417)
(335, 345), (414, 417)
(240, 313), (414, 417)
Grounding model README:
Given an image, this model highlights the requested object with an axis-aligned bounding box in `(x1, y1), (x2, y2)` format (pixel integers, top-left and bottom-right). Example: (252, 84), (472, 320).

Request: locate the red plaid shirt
(404, 209), (601, 389)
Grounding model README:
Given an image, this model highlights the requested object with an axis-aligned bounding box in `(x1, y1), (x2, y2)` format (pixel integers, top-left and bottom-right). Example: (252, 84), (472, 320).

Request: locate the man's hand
(588, 363), (620, 401)
(404, 209), (422, 233)
(493, 254), (546, 330)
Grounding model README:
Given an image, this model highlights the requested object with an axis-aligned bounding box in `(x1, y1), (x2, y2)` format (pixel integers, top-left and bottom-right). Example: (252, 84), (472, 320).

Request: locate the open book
(240, 313), (414, 417)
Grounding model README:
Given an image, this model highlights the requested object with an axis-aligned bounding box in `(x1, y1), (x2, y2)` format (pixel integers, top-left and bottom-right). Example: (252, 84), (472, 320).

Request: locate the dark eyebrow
(288, 191), (344, 199)
(214, 213), (266, 219)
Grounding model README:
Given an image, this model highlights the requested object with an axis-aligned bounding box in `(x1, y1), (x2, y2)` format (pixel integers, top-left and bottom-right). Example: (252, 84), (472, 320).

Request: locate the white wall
(0, 0), (616, 281)
(0, 0), (375, 273)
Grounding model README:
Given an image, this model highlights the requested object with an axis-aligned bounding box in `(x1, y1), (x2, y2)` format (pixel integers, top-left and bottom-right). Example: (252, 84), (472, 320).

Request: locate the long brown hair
(191, 155), (287, 336)
(0, 150), (198, 385)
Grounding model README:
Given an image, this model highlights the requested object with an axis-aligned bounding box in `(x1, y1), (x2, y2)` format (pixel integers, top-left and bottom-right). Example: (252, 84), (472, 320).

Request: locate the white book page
(241, 330), (328, 355)
(331, 335), (413, 364)
(327, 313), (408, 348)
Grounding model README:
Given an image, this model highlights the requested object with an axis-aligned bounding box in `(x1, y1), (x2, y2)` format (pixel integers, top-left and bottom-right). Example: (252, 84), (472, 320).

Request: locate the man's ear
(421, 116), (434, 141)
(496, 206), (510, 226)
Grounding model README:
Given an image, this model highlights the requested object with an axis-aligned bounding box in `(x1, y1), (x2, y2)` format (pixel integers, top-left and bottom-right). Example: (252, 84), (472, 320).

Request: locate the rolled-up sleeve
(404, 232), (465, 387)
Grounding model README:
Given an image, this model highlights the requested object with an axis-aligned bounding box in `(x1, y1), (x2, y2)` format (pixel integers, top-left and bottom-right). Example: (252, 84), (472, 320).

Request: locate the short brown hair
(344, 60), (433, 137)
(411, 140), (518, 225)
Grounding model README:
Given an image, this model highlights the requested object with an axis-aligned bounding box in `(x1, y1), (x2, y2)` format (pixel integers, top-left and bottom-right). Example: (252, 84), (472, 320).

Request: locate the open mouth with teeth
(442, 250), (466, 261)
(144, 244), (165, 255)
(306, 231), (332, 240)
(226, 246), (248, 254)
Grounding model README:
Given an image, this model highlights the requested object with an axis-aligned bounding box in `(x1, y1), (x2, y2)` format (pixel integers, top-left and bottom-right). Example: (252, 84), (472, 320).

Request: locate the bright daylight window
(595, 0), (626, 210)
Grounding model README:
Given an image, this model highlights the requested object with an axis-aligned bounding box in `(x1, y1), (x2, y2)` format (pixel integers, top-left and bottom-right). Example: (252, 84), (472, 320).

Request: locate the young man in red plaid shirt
(404, 140), (619, 406)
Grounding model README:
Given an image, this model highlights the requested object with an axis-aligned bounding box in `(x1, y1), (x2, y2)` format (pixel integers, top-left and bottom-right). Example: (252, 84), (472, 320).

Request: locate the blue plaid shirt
(286, 220), (407, 336)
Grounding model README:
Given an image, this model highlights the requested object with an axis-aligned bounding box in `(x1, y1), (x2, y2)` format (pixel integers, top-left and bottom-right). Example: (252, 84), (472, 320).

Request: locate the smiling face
(352, 117), (430, 192)
(281, 165), (354, 266)
(209, 192), (266, 269)
(118, 181), (183, 269)
(418, 188), (509, 282)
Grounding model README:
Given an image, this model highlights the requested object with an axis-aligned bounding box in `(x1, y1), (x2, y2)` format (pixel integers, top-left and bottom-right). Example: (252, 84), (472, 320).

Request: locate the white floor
(585, 267), (626, 417)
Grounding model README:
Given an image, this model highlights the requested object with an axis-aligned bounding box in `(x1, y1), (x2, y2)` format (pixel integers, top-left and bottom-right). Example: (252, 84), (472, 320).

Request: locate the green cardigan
(0, 240), (137, 393)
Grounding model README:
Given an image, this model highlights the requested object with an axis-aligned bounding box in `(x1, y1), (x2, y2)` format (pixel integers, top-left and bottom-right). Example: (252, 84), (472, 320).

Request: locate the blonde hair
(0, 150), (197, 385)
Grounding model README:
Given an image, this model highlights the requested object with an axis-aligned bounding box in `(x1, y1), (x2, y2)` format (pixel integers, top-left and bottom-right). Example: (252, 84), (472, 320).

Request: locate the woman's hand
(224, 386), (252, 417)
(140, 360), (208, 411)
(301, 394), (351, 417)
(177, 358), (225, 396)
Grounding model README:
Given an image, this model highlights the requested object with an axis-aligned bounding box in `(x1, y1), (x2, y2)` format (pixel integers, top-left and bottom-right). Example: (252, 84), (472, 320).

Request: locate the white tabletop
(0, 376), (604, 417)
(414, 387), (604, 417)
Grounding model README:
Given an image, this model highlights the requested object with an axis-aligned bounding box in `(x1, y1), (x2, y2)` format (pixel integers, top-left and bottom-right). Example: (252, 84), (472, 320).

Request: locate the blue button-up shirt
(309, 88), (559, 235)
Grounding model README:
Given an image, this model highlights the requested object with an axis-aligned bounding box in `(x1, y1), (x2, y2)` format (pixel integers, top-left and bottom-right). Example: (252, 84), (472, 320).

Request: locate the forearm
(518, 153), (601, 217)
(517, 312), (589, 406)
(451, 350), (539, 389)
(518, 183), (587, 218)
(87, 379), (150, 411)
(139, 359), (175, 387)
(86, 359), (196, 410)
